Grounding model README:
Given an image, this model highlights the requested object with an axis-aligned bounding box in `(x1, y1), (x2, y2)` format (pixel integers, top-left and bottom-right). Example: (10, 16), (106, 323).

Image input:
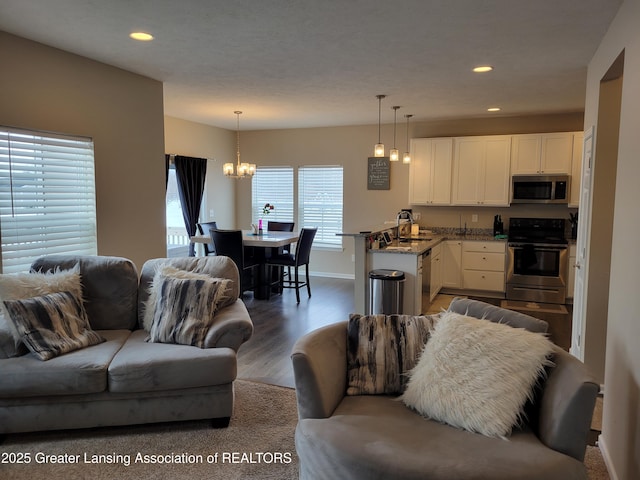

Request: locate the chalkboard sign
(367, 157), (390, 190)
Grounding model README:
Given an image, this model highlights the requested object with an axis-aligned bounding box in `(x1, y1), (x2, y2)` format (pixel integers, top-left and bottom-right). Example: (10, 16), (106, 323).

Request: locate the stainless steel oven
(506, 243), (568, 304)
(506, 218), (568, 304)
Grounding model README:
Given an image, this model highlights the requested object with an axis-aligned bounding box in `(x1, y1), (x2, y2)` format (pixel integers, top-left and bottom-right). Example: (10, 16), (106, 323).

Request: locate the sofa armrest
(291, 321), (347, 420)
(202, 300), (253, 351)
(537, 347), (599, 462)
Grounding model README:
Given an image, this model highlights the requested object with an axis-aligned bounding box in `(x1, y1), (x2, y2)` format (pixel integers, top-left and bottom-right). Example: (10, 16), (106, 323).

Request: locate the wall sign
(367, 157), (390, 190)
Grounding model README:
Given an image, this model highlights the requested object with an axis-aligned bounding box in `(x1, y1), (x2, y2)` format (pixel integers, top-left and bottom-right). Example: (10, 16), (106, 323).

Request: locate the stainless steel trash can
(369, 269), (405, 314)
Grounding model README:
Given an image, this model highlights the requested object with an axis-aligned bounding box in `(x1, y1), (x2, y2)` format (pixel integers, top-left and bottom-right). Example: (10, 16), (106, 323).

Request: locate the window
(0, 127), (97, 273)
(298, 166), (343, 248)
(165, 165), (190, 257)
(251, 167), (294, 224)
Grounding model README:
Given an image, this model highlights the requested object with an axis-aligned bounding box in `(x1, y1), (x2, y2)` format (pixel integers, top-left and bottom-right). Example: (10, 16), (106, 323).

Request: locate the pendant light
(403, 114), (413, 164)
(223, 111), (256, 178)
(390, 106), (400, 161)
(374, 94), (386, 157)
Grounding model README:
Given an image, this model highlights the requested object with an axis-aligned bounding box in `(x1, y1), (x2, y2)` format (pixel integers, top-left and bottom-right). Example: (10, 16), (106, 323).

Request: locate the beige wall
(235, 113), (582, 277)
(164, 116), (236, 229)
(584, 1), (640, 478)
(0, 32), (166, 271)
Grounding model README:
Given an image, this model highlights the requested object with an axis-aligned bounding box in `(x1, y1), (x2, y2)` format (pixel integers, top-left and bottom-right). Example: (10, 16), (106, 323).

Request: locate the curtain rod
(166, 154), (214, 162)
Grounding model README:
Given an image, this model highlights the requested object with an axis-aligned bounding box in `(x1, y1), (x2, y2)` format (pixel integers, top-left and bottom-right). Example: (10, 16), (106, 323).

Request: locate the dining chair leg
(294, 267), (301, 303)
(305, 264), (311, 298)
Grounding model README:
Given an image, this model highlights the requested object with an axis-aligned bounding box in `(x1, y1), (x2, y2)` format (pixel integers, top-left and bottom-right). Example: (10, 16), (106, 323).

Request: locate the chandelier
(223, 111), (256, 178)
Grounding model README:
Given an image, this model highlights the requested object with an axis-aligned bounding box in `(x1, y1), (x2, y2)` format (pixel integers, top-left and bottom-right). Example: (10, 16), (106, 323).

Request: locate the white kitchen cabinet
(452, 136), (511, 206)
(569, 131), (584, 207)
(442, 240), (462, 289)
(430, 243), (442, 301)
(511, 133), (573, 175)
(461, 241), (506, 292)
(408, 138), (453, 205)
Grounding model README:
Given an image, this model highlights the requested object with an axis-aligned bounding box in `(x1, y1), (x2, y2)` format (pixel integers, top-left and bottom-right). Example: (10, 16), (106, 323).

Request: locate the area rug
(0, 380), (609, 479)
(0, 380), (298, 480)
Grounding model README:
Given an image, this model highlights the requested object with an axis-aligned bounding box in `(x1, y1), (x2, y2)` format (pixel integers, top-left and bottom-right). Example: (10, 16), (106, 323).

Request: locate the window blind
(252, 167), (294, 224)
(298, 166), (343, 248)
(0, 127), (97, 273)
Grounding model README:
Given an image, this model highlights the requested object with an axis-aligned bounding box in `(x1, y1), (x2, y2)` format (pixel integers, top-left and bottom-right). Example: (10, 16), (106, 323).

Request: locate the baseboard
(309, 271), (355, 280)
(597, 434), (619, 480)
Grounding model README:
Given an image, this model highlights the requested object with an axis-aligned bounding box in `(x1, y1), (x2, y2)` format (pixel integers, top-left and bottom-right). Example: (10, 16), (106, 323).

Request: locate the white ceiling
(0, 0), (622, 130)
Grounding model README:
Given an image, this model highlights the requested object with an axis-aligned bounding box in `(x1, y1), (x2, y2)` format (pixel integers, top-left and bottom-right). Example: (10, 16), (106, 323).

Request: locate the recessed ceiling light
(473, 65), (494, 73)
(130, 32), (154, 41)
(487, 107), (501, 112)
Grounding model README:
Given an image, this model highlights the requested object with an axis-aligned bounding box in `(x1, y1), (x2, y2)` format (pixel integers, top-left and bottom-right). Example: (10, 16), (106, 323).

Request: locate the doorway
(572, 50), (624, 384)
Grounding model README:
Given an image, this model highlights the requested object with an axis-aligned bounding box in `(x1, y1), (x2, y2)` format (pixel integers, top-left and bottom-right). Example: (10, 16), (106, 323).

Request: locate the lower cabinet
(442, 240), (462, 289)
(461, 241), (506, 292)
(430, 243), (442, 301)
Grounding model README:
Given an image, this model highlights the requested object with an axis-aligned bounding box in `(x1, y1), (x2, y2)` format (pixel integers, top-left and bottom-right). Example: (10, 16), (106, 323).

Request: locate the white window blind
(0, 127), (97, 273)
(298, 166), (343, 248)
(251, 166), (294, 224)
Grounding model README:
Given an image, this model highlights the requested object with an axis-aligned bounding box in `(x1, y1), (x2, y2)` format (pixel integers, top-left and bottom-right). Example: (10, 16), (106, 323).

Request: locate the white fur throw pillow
(142, 265), (231, 331)
(401, 311), (555, 438)
(0, 264), (82, 357)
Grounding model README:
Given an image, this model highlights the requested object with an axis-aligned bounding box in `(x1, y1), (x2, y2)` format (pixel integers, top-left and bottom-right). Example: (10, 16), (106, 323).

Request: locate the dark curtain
(174, 155), (207, 256)
(165, 154), (171, 189)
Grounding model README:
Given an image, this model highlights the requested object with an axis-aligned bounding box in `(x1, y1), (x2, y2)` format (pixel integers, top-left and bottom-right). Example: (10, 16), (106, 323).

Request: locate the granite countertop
(372, 232), (508, 256)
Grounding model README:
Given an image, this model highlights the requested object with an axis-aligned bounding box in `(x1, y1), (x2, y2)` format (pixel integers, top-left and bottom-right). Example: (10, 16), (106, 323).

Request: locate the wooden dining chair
(209, 228), (260, 295)
(197, 221), (218, 256)
(266, 227), (317, 303)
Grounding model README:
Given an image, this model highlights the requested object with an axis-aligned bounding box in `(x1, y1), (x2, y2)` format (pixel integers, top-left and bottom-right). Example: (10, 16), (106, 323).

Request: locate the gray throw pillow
(3, 290), (104, 361)
(147, 276), (229, 347)
(347, 313), (439, 395)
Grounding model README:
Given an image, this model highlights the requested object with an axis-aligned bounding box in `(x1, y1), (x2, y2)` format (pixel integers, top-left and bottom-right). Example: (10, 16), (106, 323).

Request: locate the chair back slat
(267, 221), (295, 232)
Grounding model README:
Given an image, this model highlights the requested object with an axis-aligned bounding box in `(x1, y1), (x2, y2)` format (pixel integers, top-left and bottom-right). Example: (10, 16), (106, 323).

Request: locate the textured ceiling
(0, 0), (622, 130)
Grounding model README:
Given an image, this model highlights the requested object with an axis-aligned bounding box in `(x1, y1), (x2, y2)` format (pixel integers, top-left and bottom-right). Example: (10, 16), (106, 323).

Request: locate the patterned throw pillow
(3, 290), (104, 361)
(146, 276), (228, 347)
(346, 313), (439, 395)
(0, 264), (82, 358)
(400, 311), (555, 438)
(143, 265), (231, 331)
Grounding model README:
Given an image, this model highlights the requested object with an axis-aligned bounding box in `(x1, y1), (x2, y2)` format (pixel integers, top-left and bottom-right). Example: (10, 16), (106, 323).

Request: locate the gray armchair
(291, 298), (599, 480)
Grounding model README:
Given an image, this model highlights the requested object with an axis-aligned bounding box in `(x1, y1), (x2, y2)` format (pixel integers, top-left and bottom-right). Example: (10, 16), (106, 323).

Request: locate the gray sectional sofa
(0, 255), (253, 435)
(292, 298), (599, 480)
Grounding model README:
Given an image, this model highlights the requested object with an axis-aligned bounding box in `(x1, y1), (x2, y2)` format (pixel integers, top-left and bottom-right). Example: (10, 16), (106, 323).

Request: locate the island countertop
(372, 233), (507, 256)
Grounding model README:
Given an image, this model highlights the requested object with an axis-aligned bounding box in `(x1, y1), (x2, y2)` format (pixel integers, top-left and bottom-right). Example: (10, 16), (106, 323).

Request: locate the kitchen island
(339, 225), (506, 315)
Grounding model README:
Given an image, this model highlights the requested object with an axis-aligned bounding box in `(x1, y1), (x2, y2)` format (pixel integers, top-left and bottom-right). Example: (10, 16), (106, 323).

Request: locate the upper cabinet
(511, 133), (573, 174)
(452, 136), (512, 206)
(408, 138), (453, 205)
(569, 131), (584, 207)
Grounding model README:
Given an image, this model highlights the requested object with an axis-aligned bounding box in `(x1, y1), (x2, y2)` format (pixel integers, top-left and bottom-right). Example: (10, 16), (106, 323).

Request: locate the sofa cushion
(108, 330), (237, 393)
(346, 314), (438, 395)
(401, 311), (554, 438)
(0, 330), (131, 398)
(31, 256), (139, 331)
(138, 257), (240, 328)
(0, 263), (82, 357)
(295, 395), (587, 480)
(3, 291), (105, 361)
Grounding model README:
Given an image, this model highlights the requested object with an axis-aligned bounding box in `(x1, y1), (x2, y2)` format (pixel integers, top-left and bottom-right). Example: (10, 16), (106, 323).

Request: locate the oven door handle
(508, 243), (568, 250)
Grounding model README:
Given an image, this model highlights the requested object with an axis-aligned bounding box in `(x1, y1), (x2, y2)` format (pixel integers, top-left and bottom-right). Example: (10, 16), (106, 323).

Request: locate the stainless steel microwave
(511, 175), (570, 204)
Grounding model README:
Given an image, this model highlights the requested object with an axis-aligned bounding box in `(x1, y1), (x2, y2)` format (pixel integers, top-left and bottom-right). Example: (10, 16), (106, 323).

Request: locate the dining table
(190, 230), (300, 299)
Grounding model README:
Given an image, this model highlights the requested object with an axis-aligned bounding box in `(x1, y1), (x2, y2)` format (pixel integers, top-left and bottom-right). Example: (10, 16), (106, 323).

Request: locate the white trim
(597, 434), (617, 480)
(309, 271), (355, 280)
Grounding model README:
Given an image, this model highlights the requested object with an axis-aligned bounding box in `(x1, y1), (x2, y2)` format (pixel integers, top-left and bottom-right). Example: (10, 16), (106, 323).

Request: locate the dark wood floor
(237, 278), (573, 388)
(237, 276), (355, 388)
